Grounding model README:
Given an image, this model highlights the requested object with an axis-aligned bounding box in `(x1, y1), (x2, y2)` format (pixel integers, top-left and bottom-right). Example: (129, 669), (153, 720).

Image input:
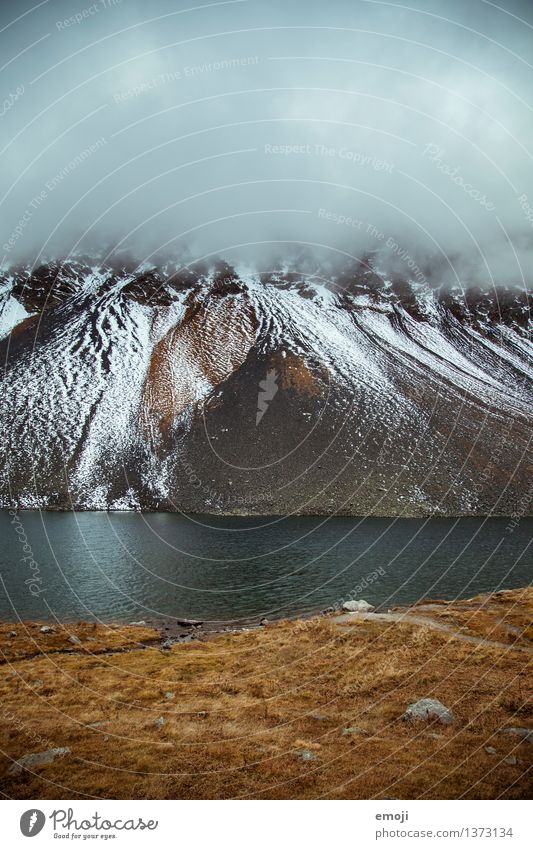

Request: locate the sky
(1, 0), (532, 287)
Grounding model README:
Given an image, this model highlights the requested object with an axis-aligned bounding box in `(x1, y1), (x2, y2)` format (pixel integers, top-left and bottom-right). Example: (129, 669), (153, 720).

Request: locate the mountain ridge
(1, 255), (531, 515)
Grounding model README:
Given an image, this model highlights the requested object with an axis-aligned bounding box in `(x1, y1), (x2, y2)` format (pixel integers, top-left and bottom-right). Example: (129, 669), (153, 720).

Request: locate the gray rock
(259, 618), (269, 626)
(154, 716), (165, 728)
(129, 620), (146, 626)
(342, 726), (364, 736)
(39, 626), (54, 634)
(8, 747), (70, 775)
(164, 692), (175, 700)
(403, 698), (455, 725)
(68, 634), (82, 645)
(342, 599), (375, 613)
(484, 746), (497, 754)
(6, 630), (17, 637)
(176, 618), (203, 627)
(88, 721), (108, 728)
(500, 727), (533, 744)
(310, 712), (328, 721)
(296, 749), (318, 761)
(504, 755), (517, 765)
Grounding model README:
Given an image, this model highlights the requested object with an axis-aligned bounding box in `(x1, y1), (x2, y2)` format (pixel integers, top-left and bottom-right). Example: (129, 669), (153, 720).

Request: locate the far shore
(2, 506), (528, 521)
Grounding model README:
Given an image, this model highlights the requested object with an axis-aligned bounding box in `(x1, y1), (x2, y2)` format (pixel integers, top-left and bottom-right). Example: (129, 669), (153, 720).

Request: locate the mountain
(0, 255), (531, 515)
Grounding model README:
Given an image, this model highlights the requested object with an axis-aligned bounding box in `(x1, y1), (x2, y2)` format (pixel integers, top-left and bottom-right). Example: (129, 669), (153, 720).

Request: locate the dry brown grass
(0, 589), (531, 800)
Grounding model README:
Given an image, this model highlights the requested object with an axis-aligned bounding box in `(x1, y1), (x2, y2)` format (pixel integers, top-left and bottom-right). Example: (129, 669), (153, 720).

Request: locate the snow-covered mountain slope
(0, 257), (531, 515)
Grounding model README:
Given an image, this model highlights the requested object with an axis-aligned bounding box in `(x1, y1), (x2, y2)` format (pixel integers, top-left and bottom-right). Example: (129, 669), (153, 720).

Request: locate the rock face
(403, 698), (455, 725)
(0, 255), (531, 516)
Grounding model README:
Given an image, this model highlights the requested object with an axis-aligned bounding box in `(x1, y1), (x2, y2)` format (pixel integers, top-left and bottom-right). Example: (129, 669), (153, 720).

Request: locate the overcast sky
(1, 0), (532, 286)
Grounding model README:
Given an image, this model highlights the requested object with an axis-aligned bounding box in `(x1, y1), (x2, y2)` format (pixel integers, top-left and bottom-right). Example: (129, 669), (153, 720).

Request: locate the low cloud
(1, 0), (532, 287)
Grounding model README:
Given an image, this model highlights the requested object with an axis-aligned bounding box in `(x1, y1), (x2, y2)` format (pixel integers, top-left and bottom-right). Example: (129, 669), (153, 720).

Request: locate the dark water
(0, 511), (531, 623)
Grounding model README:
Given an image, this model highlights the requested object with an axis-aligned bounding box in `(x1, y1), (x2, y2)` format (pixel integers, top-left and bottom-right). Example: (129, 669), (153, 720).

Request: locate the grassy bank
(0, 589), (531, 799)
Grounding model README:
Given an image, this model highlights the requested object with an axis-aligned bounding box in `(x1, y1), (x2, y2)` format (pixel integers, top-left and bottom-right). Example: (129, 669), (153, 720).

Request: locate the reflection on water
(0, 511), (531, 623)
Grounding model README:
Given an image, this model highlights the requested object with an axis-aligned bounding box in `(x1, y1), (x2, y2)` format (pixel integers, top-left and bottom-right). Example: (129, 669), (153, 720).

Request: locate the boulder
(296, 749), (318, 761)
(500, 727), (532, 744)
(403, 698), (455, 725)
(68, 634), (82, 645)
(8, 747), (70, 775)
(342, 599), (375, 613)
(39, 626), (54, 634)
(154, 716), (165, 728)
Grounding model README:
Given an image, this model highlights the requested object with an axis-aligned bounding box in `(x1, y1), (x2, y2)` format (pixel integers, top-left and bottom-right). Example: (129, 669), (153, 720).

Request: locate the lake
(1, 511), (531, 623)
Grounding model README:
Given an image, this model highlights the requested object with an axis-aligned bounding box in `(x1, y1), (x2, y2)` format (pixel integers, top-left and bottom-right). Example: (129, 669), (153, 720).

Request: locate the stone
(342, 726), (364, 736)
(296, 749), (318, 761)
(484, 746), (497, 754)
(310, 712), (328, 721)
(6, 631), (17, 637)
(259, 618), (269, 626)
(39, 626), (54, 634)
(129, 620), (146, 626)
(500, 727), (533, 744)
(504, 755), (517, 765)
(154, 716), (165, 728)
(8, 747), (70, 776)
(68, 634), (82, 645)
(176, 618), (203, 627)
(403, 698), (455, 725)
(88, 721), (108, 728)
(164, 692), (175, 700)
(342, 599), (375, 613)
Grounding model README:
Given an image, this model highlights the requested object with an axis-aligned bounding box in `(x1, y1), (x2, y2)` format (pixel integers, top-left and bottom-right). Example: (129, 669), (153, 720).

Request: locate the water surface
(1, 512), (531, 623)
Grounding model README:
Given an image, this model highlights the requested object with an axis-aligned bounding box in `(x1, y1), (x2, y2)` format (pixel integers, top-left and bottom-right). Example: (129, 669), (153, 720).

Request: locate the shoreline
(3, 506), (529, 520)
(1, 583), (529, 642)
(1, 585), (530, 655)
